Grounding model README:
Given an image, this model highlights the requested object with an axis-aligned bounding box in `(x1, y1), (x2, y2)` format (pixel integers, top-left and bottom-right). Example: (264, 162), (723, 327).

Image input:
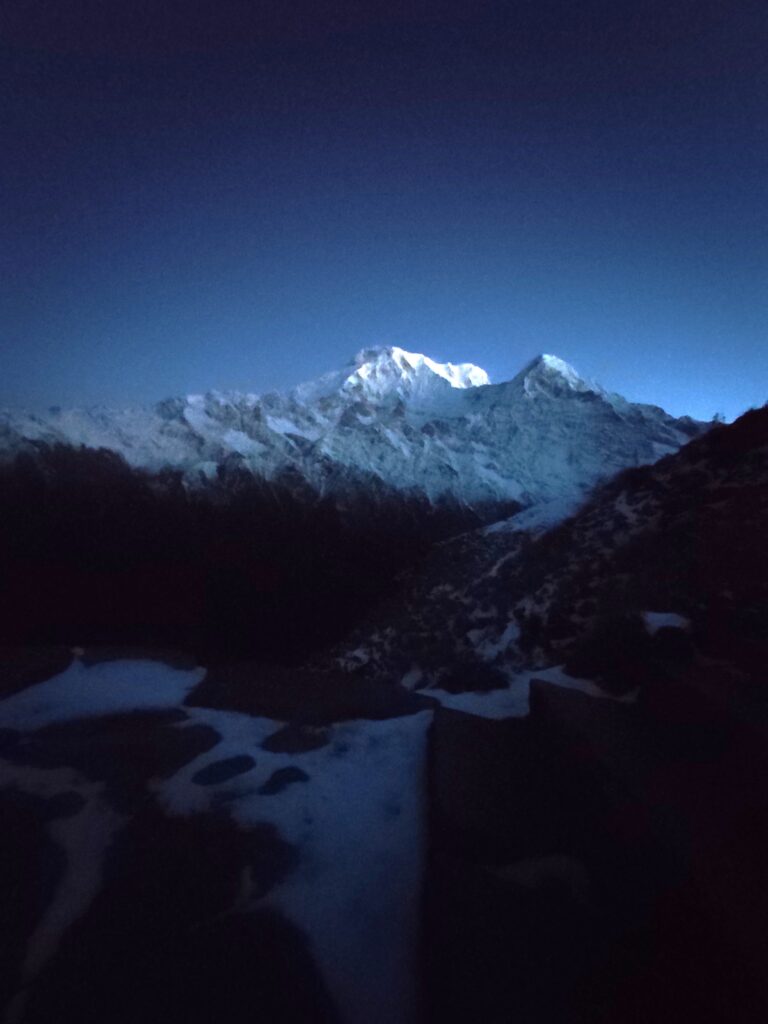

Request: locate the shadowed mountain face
(330, 405), (768, 693)
(0, 445), (498, 663)
(0, 348), (706, 506)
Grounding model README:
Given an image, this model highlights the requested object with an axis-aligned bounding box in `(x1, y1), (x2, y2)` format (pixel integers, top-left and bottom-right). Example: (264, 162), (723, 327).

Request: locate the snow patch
(485, 493), (584, 535)
(264, 415), (321, 441)
(0, 659), (205, 730)
(531, 665), (639, 703)
(484, 621), (519, 659)
(221, 429), (265, 456)
(156, 707), (432, 1024)
(420, 665), (638, 719)
(421, 679), (530, 719)
(642, 611), (690, 635)
(400, 666), (424, 690)
(0, 763), (123, 1023)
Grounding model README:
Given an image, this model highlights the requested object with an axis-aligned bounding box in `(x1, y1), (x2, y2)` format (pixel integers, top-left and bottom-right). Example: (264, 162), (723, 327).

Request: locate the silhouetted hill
(0, 443), (505, 663)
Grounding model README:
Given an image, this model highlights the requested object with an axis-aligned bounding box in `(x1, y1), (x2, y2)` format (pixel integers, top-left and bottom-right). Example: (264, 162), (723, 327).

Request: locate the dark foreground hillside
(0, 444), (510, 664)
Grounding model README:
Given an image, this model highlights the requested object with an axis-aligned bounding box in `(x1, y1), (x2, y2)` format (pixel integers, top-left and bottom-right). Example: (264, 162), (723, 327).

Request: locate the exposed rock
(0, 790), (66, 1019)
(4, 709), (220, 810)
(424, 674), (768, 1022)
(332, 406), (767, 691)
(192, 754), (255, 786)
(42, 790), (87, 819)
(259, 767), (310, 796)
(261, 723), (331, 754)
(187, 663), (436, 724)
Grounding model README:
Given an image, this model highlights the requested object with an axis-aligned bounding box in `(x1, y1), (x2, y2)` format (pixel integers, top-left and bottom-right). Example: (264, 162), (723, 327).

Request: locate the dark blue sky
(2, 0), (767, 421)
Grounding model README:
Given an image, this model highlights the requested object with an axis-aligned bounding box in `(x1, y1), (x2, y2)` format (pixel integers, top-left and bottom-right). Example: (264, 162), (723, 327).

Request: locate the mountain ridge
(0, 347), (707, 509)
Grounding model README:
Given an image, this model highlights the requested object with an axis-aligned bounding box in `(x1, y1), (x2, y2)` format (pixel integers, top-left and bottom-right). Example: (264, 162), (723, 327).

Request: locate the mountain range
(0, 347), (706, 511)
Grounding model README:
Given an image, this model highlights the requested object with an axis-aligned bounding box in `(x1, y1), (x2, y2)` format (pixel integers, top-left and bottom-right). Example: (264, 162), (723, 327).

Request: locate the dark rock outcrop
(192, 754), (256, 786)
(259, 766), (310, 795)
(4, 709), (220, 810)
(424, 671), (768, 1023)
(187, 663), (436, 724)
(261, 723), (331, 753)
(0, 790), (66, 1019)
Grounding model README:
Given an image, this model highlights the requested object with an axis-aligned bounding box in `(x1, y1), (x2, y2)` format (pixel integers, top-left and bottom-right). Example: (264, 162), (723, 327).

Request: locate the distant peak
(294, 349), (589, 406)
(352, 345), (401, 366)
(350, 346), (490, 390)
(524, 353), (581, 379)
(290, 346), (488, 406)
(513, 353), (591, 394)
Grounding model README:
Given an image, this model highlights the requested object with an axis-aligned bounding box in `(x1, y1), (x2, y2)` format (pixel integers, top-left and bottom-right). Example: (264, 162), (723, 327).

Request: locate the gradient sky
(2, 0), (767, 421)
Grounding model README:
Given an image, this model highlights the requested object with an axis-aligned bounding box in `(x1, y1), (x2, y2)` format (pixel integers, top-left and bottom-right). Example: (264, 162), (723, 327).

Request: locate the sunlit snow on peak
(510, 353), (594, 396)
(292, 346), (489, 406)
(351, 346), (489, 389)
(538, 354), (583, 383)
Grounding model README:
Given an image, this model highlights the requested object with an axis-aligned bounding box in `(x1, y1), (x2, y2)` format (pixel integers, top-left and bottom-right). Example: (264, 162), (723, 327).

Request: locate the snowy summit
(512, 353), (594, 395)
(292, 346), (489, 406)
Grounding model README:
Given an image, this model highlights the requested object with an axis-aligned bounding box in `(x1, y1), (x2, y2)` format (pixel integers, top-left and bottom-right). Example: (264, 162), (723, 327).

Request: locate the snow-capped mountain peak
(354, 346), (489, 389)
(511, 353), (593, 396)
(292, 346), (489, 407)
(0, 348), (708, 509)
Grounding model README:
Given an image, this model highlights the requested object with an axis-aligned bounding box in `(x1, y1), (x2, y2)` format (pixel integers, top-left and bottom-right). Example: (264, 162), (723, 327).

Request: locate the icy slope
(0, 347), (705, 506)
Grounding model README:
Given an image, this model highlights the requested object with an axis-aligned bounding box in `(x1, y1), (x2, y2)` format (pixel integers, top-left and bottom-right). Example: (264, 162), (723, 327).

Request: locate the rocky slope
(0, 347), (705, 508)
(332, 405), (768, 693)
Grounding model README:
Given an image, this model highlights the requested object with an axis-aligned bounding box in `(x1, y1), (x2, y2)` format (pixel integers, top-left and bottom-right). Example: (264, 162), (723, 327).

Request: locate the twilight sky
(1, 0), (767, 421)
